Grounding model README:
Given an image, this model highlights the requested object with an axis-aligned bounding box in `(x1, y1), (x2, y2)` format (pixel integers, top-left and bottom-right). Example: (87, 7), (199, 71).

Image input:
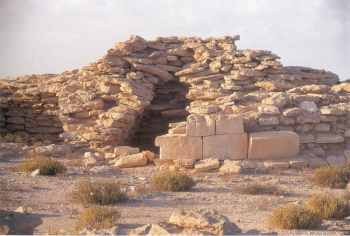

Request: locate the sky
(0, 0), (349, 79)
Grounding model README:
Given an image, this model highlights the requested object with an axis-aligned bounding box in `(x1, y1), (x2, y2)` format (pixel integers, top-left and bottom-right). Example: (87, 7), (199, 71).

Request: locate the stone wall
(0, 76), (63, 144)
(1, 35), (350, 164)
(156, 114), (299, 161)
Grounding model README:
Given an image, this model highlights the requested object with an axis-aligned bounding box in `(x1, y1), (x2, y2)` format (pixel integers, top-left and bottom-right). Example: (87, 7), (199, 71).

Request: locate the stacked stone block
(0, 77), (64, 143)
(156, 114), (299, 161)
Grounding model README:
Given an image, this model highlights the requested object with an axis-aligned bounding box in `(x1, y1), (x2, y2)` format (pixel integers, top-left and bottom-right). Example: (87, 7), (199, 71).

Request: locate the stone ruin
(1, 35), (350, 168)
(156, 115), (299, 162)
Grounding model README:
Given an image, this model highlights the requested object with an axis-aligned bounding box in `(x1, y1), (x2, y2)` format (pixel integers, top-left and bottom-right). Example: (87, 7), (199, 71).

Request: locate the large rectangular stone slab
(215, 114), (244, 135)
(186, 114), (215, 137)
(203, 134), (248, 160)
(248, 131), (299, 160)
(155, 134), (202, 160)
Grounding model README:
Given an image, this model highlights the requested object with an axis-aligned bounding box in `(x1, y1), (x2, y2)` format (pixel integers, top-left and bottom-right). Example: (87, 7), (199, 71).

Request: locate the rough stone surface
(326, 155), (347, 167)
(203, 134), (248, 160)
(248, 131), (299, 160)
(114, 146), (140, 157)
(186, 114), (215, 137)
(114, 152), (148, 168)
(215, 114), (244, 135)
(219, 160), (242, 174)
(194, 159), (221, 172)
(168, 209), (240, 235)
(0, 35), (348, 165)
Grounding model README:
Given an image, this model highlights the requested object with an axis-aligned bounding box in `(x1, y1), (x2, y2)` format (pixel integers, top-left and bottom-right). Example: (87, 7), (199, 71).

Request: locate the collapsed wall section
(0, 76), (64, 144)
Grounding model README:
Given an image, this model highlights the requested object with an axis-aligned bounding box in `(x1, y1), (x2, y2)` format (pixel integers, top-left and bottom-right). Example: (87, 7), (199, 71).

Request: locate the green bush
(151, 171), (195, 192)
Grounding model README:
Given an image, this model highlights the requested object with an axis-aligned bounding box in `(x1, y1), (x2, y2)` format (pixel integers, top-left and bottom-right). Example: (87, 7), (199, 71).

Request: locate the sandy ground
(1, 155), (350, 235)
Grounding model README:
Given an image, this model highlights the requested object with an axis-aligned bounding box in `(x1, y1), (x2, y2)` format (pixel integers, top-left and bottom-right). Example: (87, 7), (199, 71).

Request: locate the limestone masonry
(1, 35), (350, 167)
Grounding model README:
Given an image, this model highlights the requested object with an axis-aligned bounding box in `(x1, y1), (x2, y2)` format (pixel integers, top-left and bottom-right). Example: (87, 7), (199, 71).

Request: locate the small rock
(104, 153), (117, 159)
(114, 153), (148, 168)
(142, 150), (158, 162)
(283, 107), (302, 117)
(289, 159), (308, 169)
(194, 159), (220, 172)
(30, 169), (40, 177)
(263, 161), (290, 169)
(258, 116), (279, 126)
(15, 206), (31, 214)
(89, 165), (114, 174)
(114, 146), (140, 157)
(262, 92), (289, 108)
(128, 224), (151, 235)
(258, 105), (280, 115)
(219, 160), (241, 174)
(168, 209), (240, 235)
(299, 101), (318, 113)
(84, 152), (98, 167)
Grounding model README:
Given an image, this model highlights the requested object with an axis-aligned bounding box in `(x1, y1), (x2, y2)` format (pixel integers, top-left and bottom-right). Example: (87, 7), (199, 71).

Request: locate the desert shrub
(151, 171), (195, 192)
(72, 180), (127, 205)
(268, 204), (321, 230)
(311, 166), (350, 189)
(76, 206), (120, 231)
(19, 157), (66, 176)
(306, 194), (350, 219)
(237, 183), (285, 196)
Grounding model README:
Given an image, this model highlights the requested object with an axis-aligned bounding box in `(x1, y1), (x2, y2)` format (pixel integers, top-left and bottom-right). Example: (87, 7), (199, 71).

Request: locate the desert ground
(1, 153), (350, 235)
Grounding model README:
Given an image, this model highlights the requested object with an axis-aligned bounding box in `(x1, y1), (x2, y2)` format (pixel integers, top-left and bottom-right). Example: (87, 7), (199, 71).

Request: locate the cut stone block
(203, 134), (248, 160)
(215, 114), (244, 135)
(155, 134), (202, 160)
(186, 114), (215, 137)
(248, 131), (299, 160)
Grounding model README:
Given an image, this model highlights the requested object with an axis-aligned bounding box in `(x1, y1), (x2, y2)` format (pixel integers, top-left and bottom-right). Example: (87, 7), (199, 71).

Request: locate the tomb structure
(1, 35), (350, 166)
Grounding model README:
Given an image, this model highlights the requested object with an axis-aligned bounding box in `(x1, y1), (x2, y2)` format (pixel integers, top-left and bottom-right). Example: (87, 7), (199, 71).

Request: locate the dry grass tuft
(311, 166), (350, 189)
(151, 171), (195, 192)
(268, 204), (321, 230)
(306, 194), (350, 220)
(72, 180), (128, 205)
(237, 183), (285, 196)
(76, 206), (120, 231)
(18, 157), (66, 176)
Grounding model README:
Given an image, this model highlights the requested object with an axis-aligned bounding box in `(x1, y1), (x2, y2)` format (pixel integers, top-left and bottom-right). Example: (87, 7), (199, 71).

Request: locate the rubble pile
(0, 35), (349, 165)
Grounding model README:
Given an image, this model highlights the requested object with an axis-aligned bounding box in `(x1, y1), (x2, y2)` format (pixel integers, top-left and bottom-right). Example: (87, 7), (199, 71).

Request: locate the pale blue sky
(0, 0), (349, 79)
